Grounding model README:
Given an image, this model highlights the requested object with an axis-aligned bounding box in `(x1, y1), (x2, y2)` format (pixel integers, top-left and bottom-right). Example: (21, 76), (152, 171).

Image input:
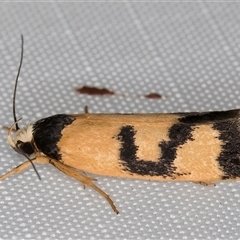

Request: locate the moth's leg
(0, 156), (50, 181)
(193, 181), (216, 186)
(84, 105), (89, 114)
(35, 156), (51, 164)
(0, 159), (37, 181)
(2, 126), (15, 132)
(49, 159), (119, 214)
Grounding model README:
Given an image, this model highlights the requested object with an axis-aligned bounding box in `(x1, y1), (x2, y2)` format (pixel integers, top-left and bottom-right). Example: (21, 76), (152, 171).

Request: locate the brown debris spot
(75, 86), (115, 96)
(144, 93), (162, 99)
(75, 85), (162, 99)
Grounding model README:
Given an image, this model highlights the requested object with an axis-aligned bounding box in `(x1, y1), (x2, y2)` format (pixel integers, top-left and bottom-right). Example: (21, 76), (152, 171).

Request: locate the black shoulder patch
(33, 114), (75, 160)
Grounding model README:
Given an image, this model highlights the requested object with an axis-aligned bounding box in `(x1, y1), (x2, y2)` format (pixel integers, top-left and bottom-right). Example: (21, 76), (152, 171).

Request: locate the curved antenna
(11, 36), (41, 180)
(13, 34), (24, 130)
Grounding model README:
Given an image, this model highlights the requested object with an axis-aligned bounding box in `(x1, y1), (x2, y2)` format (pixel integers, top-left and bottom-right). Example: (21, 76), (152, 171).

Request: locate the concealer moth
(1, 37), (240, 214)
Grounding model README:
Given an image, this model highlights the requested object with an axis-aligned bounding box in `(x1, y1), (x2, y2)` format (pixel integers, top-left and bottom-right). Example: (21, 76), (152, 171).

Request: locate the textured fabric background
(0, 2), (240, 239)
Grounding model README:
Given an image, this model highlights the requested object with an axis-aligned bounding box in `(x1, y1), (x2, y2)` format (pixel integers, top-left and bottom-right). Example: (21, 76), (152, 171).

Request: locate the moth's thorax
(32, 114), (76, 160)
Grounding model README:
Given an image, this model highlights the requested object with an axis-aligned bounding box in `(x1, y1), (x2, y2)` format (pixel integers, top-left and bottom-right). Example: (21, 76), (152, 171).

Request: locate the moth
(1, 36), (240, 214)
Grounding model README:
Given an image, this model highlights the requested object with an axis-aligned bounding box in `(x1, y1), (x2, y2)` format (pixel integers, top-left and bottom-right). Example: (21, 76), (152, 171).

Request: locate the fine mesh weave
(0, 3), (240, 239)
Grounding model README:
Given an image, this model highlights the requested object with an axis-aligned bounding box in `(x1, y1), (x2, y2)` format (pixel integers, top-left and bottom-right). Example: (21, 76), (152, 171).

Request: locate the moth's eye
(17, 141), (35, 155)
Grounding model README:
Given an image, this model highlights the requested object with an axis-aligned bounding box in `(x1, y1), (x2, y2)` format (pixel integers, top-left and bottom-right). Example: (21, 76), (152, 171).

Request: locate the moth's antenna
(13, 34), (24, 131)
(11, 36), (41, 180)
(21, 154), (41, 181)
